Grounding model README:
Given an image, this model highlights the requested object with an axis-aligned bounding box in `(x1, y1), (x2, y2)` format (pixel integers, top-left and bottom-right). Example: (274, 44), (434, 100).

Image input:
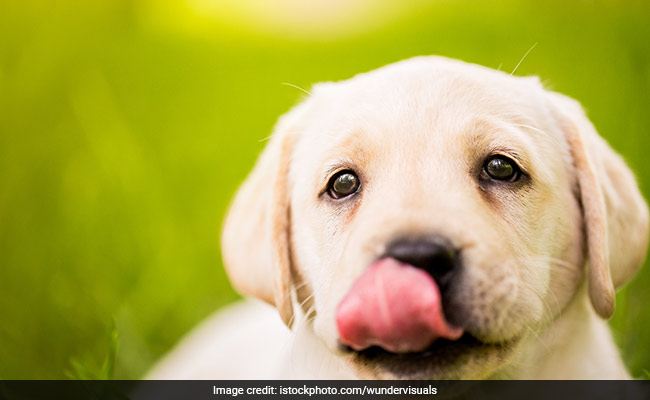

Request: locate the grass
(0, 0), (649, 379)
(66, 320), (118, 380)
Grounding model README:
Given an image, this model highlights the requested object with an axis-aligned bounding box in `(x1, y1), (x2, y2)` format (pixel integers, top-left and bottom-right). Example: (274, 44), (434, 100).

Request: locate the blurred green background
(1, 0), (649, 379)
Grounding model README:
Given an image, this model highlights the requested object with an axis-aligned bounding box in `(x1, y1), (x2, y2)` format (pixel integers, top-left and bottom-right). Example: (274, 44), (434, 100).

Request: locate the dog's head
(221, 57), (649, 379)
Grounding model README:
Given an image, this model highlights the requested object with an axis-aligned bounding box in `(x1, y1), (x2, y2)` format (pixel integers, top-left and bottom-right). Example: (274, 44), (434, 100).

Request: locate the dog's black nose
(385, 236), (457, 282)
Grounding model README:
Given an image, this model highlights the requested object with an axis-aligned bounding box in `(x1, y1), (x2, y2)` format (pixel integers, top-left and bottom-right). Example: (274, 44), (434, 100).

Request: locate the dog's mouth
(336, 257), (463, 354)
(334, 257), (516, 378)
(342, 332), (476, 360)
(338, 332), (515, 379)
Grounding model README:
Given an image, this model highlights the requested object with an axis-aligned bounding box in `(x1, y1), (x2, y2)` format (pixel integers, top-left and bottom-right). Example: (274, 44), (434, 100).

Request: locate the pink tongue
(336, 258), (463, 354)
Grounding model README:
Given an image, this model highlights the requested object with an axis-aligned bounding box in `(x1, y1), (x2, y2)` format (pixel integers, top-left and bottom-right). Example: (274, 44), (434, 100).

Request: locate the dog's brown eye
(482, 155), (520, 182)
(328, 170), (360, 199)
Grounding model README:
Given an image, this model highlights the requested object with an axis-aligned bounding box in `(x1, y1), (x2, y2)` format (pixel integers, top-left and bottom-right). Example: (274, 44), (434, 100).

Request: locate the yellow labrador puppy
(149, 57), (648, 379)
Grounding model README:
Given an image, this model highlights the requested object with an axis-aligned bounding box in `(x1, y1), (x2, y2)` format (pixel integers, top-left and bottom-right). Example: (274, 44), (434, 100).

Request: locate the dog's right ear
(221, 102), (310, 329)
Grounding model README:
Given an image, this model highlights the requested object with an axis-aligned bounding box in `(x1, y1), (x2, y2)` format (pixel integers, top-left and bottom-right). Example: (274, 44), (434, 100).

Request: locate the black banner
(0, 380), (648, 400)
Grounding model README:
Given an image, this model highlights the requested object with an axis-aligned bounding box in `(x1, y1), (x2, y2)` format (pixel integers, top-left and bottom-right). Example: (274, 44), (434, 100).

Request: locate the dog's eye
(481, 155), (520, 182)
(327, 170), (361, 199)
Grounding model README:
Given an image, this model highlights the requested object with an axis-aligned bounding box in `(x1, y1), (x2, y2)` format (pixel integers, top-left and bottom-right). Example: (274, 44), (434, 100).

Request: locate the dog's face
(222, 57), (649, 379)
(288, 60), (584, 379)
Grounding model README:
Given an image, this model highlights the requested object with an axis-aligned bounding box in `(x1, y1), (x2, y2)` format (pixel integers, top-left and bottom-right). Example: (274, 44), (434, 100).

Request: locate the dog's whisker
(510, 123), (547, 136)
(544, 256), (576, 269)
(281, 82), (312, 96)
(511, 42), (538, 76)
(288, 281), (315, 327)
(287, 301), (303, 328)
(297, 293), (315, 311)
(304, 305), (318, 324)
(525, 324), (550, 352)
(288, 299), (313, 328)
(292, 280), (311, 292)
(527, 254), (578, 272)
(520, 257), (569, 335)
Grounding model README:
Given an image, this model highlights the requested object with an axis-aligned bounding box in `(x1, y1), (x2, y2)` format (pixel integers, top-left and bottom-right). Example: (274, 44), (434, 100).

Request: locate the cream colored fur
(149, 56), (648, 380)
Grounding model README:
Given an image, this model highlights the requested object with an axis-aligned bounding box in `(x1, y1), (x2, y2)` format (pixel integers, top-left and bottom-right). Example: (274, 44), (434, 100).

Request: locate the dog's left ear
(547, 92), (649, 319)
(221, 102), (310, 328)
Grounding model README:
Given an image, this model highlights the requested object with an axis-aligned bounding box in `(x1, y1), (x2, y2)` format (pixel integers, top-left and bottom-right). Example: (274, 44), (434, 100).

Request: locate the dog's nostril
(385, 236), (457, 280)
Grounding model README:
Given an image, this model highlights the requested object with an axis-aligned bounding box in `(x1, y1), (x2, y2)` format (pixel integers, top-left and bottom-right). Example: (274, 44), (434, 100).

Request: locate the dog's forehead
(299, 57), (549, 143)
(290, 57), (558, 170)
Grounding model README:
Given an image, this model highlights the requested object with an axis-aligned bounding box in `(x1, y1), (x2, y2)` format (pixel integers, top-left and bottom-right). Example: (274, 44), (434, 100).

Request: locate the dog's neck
(493, 283), (629, 379)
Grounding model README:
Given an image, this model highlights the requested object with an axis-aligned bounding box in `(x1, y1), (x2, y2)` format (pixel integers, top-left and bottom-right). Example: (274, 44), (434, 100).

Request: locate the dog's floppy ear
(548, 92), (649, 319)
(221, 103), (308, 328)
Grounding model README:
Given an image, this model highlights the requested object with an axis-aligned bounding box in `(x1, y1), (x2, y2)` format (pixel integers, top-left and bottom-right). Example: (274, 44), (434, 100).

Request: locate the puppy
(149, 56), (648, 379)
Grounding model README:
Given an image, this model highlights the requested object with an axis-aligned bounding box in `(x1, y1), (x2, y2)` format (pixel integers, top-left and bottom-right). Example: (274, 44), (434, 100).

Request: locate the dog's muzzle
(336, 237), (463, 354)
